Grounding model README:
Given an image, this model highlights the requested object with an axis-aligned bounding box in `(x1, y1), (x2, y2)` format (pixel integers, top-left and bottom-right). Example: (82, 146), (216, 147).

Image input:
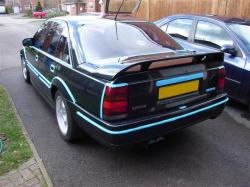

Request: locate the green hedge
(23, 10), (33, 17)
(46, 11), (68, 18)
(5, 6), (13, 14)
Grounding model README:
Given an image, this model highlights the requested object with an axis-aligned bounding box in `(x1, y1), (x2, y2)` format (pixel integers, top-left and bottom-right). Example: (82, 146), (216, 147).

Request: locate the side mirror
(22, 38), (34, 47)
(221, 45), (237, 57)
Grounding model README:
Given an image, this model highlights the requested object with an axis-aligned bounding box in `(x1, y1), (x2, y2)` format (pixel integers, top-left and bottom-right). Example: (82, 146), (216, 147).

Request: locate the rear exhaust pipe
(145, 136), (165, 148)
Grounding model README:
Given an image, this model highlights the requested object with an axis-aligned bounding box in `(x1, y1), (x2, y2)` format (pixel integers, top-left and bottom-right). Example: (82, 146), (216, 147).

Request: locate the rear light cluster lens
(217, 68), (225, 91)
(103, 86), (128, 118)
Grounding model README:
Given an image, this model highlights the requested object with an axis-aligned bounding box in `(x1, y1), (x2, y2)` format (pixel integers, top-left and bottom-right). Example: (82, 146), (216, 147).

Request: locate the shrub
(23, 9), (33, 17)
(5, 6), (13, 14)
(46, 11), (68, 18)
(35, 1), (43, 12)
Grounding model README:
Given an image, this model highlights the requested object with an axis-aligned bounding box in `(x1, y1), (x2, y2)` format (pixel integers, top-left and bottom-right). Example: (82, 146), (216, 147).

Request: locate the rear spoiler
(91, 51), (224, 81)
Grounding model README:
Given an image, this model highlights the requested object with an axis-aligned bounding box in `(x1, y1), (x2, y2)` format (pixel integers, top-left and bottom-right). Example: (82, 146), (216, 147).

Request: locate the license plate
(158, 80), (199, 100)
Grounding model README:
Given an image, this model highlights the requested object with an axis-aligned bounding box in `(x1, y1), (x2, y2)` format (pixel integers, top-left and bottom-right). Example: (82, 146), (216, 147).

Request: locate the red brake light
(103, 86), (128, 118)
(217, 68), (225, 91)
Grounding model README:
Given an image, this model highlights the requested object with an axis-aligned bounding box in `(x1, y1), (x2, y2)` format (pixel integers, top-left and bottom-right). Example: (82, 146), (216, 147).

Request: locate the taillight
(103, 86), (128, 119)
(217, 68), (225, 91)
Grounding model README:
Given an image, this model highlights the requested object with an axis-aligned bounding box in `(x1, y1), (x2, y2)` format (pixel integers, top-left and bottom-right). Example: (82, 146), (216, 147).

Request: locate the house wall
(86, 0), (101, 12)
(43, 0), (61, 9)
(63, 3), (86, 15)
(19, 0), (45, 12)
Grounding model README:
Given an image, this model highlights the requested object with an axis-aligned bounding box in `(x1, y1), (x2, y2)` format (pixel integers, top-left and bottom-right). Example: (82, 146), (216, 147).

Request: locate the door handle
(50, 64), (56, 73)
(35, 55), (39, 62)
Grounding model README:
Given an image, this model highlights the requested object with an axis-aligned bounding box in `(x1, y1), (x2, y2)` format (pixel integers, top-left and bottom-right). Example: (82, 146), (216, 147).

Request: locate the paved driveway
(1, 15), (250, 187)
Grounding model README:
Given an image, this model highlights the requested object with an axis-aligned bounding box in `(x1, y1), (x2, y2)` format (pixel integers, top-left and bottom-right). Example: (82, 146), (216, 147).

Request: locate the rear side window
(43, 22), (64, 55)
(42, 21), (70, 63)
(166, 19), (193, 40)
(55, 33), (70, 63)
(33, 22), (52, 49)
(160, 24), (167, 32)
(195, 21), (234, 49)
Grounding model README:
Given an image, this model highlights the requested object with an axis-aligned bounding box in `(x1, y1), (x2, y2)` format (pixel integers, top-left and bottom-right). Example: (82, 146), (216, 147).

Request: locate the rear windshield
(78, 21), (182, 62)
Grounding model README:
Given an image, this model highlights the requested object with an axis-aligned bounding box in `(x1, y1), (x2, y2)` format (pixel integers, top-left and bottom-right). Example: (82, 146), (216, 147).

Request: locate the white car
(0, 6), (6, 14)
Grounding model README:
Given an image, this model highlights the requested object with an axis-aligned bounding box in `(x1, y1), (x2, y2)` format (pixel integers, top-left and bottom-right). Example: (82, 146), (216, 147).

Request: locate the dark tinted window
(55, 34), (70, 63)
(43, 22), (64, 55)
(166, 19), (193, 40)
(33, 22), (52, 49)
(195, 21), (234, 49)
(79, 21), (182, 62)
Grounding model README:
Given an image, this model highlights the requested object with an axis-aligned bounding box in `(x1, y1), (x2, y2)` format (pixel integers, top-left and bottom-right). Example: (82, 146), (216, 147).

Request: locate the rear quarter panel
(56, 66), (106, 117)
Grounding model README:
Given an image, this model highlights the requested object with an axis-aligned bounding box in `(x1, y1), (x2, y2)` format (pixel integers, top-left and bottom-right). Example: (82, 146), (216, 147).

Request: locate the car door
(37, 21), (67, 103)
(193, 20), (246, 98)
(25, 21), (51, 90)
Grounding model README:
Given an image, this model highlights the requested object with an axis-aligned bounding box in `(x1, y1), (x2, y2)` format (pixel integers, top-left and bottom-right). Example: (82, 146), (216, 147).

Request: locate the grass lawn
(0, 86), (32, 175)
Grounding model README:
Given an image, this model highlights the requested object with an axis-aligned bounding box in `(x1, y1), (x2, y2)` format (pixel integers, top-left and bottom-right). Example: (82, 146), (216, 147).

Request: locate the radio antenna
(115, 0), (126, 21)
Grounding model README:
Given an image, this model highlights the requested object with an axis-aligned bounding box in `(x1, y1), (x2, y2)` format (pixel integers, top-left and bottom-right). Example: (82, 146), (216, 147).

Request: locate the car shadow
(76, 127), (203, 157)
(227, 100), (250, 121)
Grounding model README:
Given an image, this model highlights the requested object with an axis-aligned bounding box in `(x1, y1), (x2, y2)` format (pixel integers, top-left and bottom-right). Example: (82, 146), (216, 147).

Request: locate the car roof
(167, 14), (249, 24)
(50, 14), (103, 24)
(199, 14), (247, 23)
(50, 14), (146, 26)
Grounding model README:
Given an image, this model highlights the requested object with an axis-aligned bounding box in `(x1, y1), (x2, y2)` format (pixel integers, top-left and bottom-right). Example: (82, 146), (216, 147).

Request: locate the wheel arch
(51, 77), (76, 104)
(20, 48), (24, 56)
(20, 49), (25, 60)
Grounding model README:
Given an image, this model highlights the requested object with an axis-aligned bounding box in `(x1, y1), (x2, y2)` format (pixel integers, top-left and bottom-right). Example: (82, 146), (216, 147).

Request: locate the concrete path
(0, 158), (45, 187)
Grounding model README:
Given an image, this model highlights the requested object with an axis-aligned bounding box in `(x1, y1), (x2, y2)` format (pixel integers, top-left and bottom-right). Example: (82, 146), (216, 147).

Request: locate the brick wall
(19, 0), (45, 11)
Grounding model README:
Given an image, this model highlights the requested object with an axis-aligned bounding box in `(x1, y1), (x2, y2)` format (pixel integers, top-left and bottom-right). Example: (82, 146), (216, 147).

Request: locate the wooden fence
(135, 0), (250, 21)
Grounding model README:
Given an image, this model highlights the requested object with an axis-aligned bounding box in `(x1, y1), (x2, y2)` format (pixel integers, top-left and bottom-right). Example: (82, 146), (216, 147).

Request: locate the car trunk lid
(99, 52), (224, 120)
(83, 51), (223, 81)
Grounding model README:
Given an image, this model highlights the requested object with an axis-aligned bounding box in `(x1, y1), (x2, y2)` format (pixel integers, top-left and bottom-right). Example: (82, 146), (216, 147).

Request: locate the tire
(55, 91), (82, 142)
(21, 57), (30, 83)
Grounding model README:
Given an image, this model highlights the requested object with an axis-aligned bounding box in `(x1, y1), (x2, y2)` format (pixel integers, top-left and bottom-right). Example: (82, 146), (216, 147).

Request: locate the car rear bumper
(72, 93), (228, 147)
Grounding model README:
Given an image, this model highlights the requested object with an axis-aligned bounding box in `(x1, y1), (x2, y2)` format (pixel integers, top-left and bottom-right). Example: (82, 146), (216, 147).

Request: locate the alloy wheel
(22, 59), (28, 80)
(56, 95), (69, 135)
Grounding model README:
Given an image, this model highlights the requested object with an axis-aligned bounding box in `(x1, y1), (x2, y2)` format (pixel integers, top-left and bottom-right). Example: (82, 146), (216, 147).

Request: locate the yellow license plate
(158, 80), (199, 100)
